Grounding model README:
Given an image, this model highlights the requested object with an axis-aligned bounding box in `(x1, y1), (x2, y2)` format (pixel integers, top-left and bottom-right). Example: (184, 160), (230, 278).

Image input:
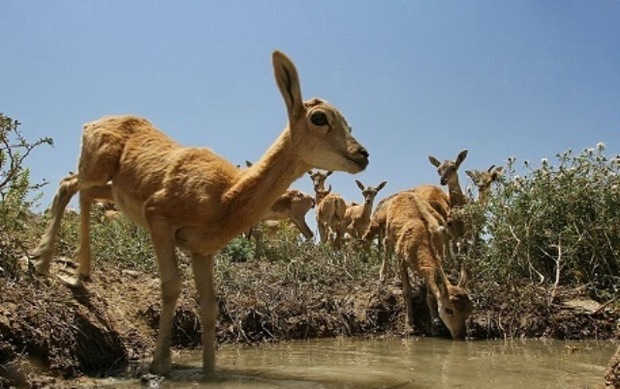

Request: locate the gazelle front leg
(75, 184), (114, 281)
(399, 259), (415, 331)
(379, 235), (392, 282)
(190, 252), (217, 375)
(147, 216), (181, 376)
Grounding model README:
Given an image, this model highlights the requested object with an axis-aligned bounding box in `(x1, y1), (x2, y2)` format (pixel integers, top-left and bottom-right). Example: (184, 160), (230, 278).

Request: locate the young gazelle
(249, 189), (316, 258)
(428, 150), (469, 208)
(428, 149), (469, 258)
(314, 184), (348, 248)
(344, 180), (387, 239)
(308, 169), (332, 192)
(466, 165), (504, 205)
(308, 170), (348, 247)
(364, 184), (449, 281)
(30, 51), (369, 375)
(244, 161), (315, 242)
(385, 191), (472, 339)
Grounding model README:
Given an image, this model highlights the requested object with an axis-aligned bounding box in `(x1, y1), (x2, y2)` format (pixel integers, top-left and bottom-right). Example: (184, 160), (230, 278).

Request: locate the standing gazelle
(344, 180), (387, 239)
(428, 149), (469, 259)
(30, 51), (369, 375)
(308, 170), (348, 247)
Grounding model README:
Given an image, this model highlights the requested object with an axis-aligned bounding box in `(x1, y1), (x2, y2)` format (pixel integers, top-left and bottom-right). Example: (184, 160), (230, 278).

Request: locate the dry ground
(0, 256), (618, 388)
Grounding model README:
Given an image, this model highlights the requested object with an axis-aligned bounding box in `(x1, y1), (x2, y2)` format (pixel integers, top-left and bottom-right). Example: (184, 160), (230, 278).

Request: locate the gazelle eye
(445, 308), (454, 315)
(310, 112), (328, 126)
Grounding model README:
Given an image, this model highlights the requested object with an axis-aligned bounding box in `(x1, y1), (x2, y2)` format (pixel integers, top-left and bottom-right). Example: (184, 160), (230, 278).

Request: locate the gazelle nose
(359, 147), (369, 159)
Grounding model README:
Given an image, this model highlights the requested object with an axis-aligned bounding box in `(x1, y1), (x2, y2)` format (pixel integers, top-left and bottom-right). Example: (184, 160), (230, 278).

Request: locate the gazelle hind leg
(31, 174), (80, 275)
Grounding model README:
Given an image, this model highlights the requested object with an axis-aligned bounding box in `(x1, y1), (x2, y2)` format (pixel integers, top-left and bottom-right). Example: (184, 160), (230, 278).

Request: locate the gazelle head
(308, 170), (333, 192)
(428, 150), (469, 186)
(315, 184), (332, 204)
(428, 266), (473, 340)
(355, 180), (388, 206)
(273, 51), (369, 175)
(466, 165), (504, 194)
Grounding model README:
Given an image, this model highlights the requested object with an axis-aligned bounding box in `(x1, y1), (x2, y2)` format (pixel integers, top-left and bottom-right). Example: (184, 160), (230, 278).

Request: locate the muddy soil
(1, 258), (618, 388)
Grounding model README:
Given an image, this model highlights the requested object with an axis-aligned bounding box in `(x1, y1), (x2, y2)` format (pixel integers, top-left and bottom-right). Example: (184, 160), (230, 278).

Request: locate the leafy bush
(462, 143), (620, 297)
(220, 236), (255, 263)
(0, 114), (52, 278)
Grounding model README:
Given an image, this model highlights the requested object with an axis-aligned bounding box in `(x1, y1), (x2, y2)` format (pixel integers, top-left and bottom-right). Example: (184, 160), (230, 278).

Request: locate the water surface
(103, 337), (615, 388)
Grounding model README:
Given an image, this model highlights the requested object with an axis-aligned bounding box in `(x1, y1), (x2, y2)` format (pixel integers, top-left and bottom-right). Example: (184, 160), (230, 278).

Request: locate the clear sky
(2, 1), (619, 228)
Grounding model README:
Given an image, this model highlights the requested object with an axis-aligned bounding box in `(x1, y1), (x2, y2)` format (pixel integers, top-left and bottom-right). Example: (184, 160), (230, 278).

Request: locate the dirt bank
(0, 257), (618, 388)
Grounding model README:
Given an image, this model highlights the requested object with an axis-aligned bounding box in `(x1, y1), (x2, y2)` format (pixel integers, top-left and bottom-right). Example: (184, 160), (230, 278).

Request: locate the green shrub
(89, 211), (156, 272)
(462, 143), (620, 297)
(219, 235), (255, 263)
(0, 114), (52, 278)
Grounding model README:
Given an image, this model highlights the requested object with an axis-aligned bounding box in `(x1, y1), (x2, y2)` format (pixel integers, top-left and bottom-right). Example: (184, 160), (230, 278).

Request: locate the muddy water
(104, 338), (615, 388)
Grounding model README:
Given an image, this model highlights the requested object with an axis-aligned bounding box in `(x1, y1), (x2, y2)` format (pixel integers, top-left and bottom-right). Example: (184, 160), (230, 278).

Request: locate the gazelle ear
(465, 170), (476, 179)
(458, 266), (468, 288)
(355, 180), (365, 191)
(376, 181), (387, 192)
(429, 155), (441, 167)
(307, 170), (314, 176)
(429, 267), (450, 298)
(456, 149), (469, 167)
(325, 171), (333, 177)
(273, 51), (304, 120)
(493, 166), (504, 177)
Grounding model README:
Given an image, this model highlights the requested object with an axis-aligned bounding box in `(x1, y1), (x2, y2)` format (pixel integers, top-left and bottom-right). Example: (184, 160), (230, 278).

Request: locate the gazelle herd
(29, 51), (503, 375)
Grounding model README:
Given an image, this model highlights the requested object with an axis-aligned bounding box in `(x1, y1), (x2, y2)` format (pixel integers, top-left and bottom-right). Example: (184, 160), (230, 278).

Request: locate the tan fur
(244, 161), (315, 243)
(385, 191), (473, 339)
(260, 189), (315, 239)
(308, 170), (347, 247)
(248, 189), (315, 257)
(314, 185), (347, 248)
(363, 184), (449, 281)
(344, 180), (387, 239)
(428, 149), (469, 258)
(30, 51), (369, 376)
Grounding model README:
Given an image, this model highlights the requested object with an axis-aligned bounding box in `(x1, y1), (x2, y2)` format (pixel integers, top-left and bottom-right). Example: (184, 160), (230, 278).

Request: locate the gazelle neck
(448, 177), (468, 207)
(222, 128), (308, 230)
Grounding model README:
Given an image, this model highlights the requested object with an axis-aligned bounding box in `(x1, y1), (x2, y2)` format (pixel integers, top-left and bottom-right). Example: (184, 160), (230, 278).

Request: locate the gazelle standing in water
(31, 51), (369, 375)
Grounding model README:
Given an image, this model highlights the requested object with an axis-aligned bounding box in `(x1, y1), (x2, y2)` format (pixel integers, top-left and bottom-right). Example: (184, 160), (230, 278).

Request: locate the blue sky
(2, 1), (619, 226)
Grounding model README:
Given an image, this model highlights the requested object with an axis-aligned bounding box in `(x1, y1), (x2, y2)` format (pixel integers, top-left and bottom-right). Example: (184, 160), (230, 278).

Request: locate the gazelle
(256, 189), (315, 240)
(363, 185), (449, 281)
(428, 149), (469, 208)
(314, 184), (347, 248)
(465, 165), (504, 205)
(308, 170), (347, 247)
(385, 191), (472, 339)
(248, 189), (316, 258)
(30, 51), (369, 375)
(428, 149), (469, 258)
(308, 169), (332, 192)
(344, 180), (387, 239)
(244, 161), (315, 242)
